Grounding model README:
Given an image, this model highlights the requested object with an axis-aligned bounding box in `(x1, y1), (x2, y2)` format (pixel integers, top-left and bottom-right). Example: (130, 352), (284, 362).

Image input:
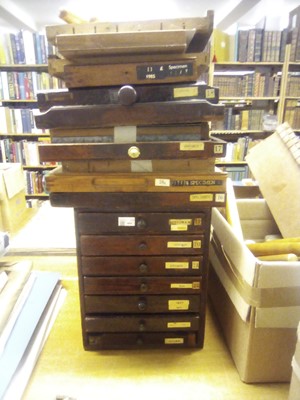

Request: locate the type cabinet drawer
(83, 276), (201, 295)
(77, 212), (207, 234)
(81, 255), (203, 276)
(85, 315), (200, 332)
(80, 235), (204, 255)
(84, 295), (200, 313)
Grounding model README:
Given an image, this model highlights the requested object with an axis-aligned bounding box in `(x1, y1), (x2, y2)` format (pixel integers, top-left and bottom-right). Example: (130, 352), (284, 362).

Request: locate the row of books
(212, 109), (269, 131)
(0, 70), (64, 101)
(0, 106), (47, 134)
(290, 26), (300, 62)
(284, 99), (300, 130)
(213, 71), (281, 98)
(219, 164), (251, 182)
(236, 28), (287, 63)
(0, 30), (55, 65)
(218, 137), (262, 162)
(286, 73), (300, 97)
(0, 260), (65, 399)
(23, 170), (48, 195)
(0, 138), (54, 167)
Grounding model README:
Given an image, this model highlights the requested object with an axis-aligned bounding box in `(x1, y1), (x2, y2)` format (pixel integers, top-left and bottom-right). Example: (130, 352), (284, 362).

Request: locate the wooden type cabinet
(74, 199), (212, 350)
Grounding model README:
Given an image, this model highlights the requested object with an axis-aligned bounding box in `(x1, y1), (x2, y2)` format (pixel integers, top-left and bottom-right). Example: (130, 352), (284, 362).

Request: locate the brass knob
(140, 282), (148, 292)
(137, 218), (147, 229)
(139, 242), (147, 250)
(139, 263), (148, 273)
(128, 146), (140, 159)
(138, 299), (147, 311)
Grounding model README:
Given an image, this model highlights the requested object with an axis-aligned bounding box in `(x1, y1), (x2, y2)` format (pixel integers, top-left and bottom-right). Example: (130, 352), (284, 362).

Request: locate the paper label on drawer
(118, 217), (135, 226)
(165, 262), (189, 269)
(205, 88), (216, 99)
(215, 193), (226, 202)
(168, 300), (189, 310)
(167, 322), (191, 328)
(167, 241), (192, 248)
(170, 224), (188, 231)
(173, 86), (198, 98)
(214, 144), (224, 154)
(190, 193), (213, 202)
(192, 261), (200, 269)
(171, 283), (193, 289)
(193, 240), (201, 249)
(169, 219), (192, 226)
(179, 142), (205, 151)
(155, 178), (170, 187)
(164, 338), (184, 344)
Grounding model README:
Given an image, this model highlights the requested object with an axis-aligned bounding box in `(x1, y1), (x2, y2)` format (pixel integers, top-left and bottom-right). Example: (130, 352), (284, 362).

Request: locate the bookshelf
(0, 30), (64, 203)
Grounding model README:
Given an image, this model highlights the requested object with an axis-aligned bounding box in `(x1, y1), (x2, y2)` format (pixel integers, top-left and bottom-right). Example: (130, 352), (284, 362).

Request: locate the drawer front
(79, 235), (204, 255)
(83, 276), (201, 295)
(84, 315), (200, 333)
(84, 295), (200, 314)
(77, 212), (206, 234)
(86, 332), (198, 350)
(81, 255), (204, 276)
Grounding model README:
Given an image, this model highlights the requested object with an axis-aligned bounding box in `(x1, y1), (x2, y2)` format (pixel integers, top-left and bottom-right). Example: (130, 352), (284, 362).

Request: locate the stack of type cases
(36, 10), (227, 350)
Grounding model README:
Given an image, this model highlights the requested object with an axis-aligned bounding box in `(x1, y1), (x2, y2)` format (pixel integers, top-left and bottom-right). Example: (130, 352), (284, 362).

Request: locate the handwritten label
(155, 178), (170, 187)
(167, 241), (192, 248)
(190, 194), (213, 202)
(173, 87), (198, 98)
(164, 338), (184, 344)
(168, 300), (189, 310)
(179, 142), (205, 151)
(165, 262), (189, 269)
(167, 322), (191, 328)
(118, 217), (135, 226)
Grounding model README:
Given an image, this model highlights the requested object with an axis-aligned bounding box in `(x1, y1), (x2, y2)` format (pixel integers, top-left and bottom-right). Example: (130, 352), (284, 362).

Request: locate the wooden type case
(75, 201), (212, 350)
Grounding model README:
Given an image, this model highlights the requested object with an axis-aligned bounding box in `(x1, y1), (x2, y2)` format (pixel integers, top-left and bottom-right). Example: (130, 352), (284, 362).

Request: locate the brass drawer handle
(128, 145), (140, 159)
(139, 263), (148, 273)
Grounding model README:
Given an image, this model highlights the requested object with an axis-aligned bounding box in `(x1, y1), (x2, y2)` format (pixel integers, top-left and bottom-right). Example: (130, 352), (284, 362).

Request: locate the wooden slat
(35, 101), (224, 129)
(56, 30), (190, 59)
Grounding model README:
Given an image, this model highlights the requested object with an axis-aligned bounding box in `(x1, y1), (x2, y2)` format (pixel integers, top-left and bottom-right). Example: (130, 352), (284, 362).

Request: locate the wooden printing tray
(46, 11), (214, 55)
(37, 82), (219, 110)
(49, 191), (226, 209)
(51, 56), (206, 87)
(38, 137), (226, 162)
(49, 123), (210, 143)
(35, 100), (224, 130)
(44, 166), (227, 194)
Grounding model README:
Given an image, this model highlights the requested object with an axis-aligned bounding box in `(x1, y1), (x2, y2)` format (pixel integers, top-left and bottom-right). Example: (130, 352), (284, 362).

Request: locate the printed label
(118, 217), (135, 226)
(205, 88), (216, 99)
(170, 283), (193, 289)
(192, 282), (200, 290)
(169, 219), (192, 225)
(155, 178), (170, 187)
(171, 180), (222, 187)
(215, 193), (226, 203)
(179, 142), (205, 151)
(170, 225), (188, 231)
(190, 194), (214, 202)
(137, 62), (193, 80)
(167, 241), (192, 248)
(165, 262), (189, 269)
(173, 87), (198, 98)
(167, 322), (191, 328)
(193, 240), (201, 249)
(168, 300), (189, 310)
(194, 218), (202, 226)
(164, 338), (184, 344)
(192, 261), (200, 269)
(214, 144), (224, 154)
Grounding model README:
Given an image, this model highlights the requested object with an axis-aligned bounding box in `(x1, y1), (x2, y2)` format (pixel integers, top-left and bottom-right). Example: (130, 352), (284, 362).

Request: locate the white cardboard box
(209, 199), (300, 383)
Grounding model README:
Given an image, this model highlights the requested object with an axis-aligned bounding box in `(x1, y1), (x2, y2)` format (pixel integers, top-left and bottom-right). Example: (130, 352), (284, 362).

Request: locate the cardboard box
(0, 163), (28, 233)
(289, 323), (300, 400)
(209, 199), (300, 383)
(246, 122), (300, 238)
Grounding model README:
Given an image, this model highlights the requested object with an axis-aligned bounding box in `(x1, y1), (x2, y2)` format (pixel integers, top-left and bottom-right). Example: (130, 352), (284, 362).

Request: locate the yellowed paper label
(193, 240), (201, 248)
(169, 219), (192, 225)
(192, 261), (200, 269)
(179, 142), (205, 151)
(167, 322), (191, 328)
(214, 144), (224, 154)
(173, 87), (198, 98)
(170, 225), (188, 231)
(155, 178), (170, 186)
(168, 300), (189, 310)
(171, 283), (193, 289)
(165, 262), (189, 269)
(167, 241), (192, 248)
(193, 218), (202, 226)
(215, 193), (226, 203)
(164, 338), (184, 344)
(190, 193), (213, 202)
(205, 88), (216, 99)
(192, 282), (200, 290)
